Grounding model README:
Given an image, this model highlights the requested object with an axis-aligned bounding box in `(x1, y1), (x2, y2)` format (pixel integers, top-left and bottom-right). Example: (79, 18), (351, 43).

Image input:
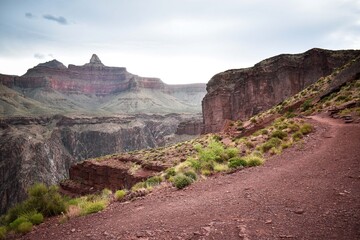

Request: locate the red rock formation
(202, 48), (360, 133)
(2, 54), (206, 97)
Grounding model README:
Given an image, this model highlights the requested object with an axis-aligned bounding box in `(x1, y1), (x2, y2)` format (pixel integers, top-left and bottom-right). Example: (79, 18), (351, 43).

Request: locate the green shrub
(9, 217), (28, 230)
(27, 183), (66, 217)
(184, 170), (197, 181)
(164, 168), (176, 179)
(173, 174), (193, 189)
(261, 129), (269, 135)
(81, 201), (105, 215)
(213, 163), (229, 172)
(245, 156), (264, 166)
(284, 111), (296, 118)
(29, 213), (43, 225)
(131, 182), (147, 191)
(0, 226), (6, 239)
(292, 131), (303, 141)
(228, 157), (247, 169)
(281, 142), (292, 149)
(201, 169), (212, 176)
(115, 190), (126, 201)
(101, 188), (112, 199)
(301, 99), (313, 111)
(188, 158), (202, 172)
(146, 176), (163, 187)
(288, 123), (300, 132)
(225, 147), (239, 159)
(300, 123), (313, 135)
(260, 138), (282, 152)
(212, 135), (222, 141)
(244, 141), (254, 148)
(271, 130), (287, 139)
(16, 221), (33, 234)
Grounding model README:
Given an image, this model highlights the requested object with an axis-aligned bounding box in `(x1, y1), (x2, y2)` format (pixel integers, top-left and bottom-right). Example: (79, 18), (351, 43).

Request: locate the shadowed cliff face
(0, 113), (196, 214)
(202, 48), (360, 133)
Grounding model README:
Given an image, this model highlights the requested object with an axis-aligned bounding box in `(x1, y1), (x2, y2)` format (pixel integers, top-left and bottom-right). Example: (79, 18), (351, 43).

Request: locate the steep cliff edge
(202, 48), (360, 132)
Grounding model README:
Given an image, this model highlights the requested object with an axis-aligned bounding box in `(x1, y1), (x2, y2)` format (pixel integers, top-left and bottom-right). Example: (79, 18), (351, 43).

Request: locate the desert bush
(0, 226), (6, 239)
(29, 213), (43, 225)
(281, 142), (292, 149)
(188, 158), (202, 172)
(301, 99), (313, 111)
(145, 176), (163, 187)
(131, 182), (147, 191)
(288, 123), (300, 132)
(9, 217), (28, 230)
(26, 183), (66, 217)
(271, 130), (287, 139)
(16, 222), (33, 234)
(101, 188), (112, 199)
(228, 157), (247, 169)
(225, 147), (239, 159)
(164, 167), (176, 179)
(300, 123), (313, 135)
(292, 131), (303, 141)
(81, 201), (106, 215)
(245, 155), (264, 166)
(244, 141), (254, 148)
(261, 129), (269, 135)
(260, 138), (282, 152)
(184, 170), (197, 181)
(115, 190), (127, 201)
(213, 163), (229, 172)
(173, 174), (193, 189)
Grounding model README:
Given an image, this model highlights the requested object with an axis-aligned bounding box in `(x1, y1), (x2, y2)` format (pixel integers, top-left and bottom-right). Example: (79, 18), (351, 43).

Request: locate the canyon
(0, 55), (206, 214)
(1, 48), (359, 216)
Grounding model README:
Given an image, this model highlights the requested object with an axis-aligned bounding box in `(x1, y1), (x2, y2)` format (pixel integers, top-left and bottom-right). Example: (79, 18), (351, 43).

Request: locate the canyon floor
(20, 114), (360, 240)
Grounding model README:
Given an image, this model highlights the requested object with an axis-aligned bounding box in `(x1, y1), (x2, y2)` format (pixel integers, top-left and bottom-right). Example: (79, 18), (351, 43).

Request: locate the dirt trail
(22, 115), (360, 240)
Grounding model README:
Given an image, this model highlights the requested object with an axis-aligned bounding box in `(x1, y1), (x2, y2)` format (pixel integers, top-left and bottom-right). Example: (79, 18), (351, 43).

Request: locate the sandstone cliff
(202, 48), (360, 132)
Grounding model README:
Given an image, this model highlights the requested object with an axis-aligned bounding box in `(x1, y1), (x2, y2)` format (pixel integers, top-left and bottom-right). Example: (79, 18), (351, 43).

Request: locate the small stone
(265, 220), (272, 224)
(71, 228), (76, 233)
(294, 209), (305, 214)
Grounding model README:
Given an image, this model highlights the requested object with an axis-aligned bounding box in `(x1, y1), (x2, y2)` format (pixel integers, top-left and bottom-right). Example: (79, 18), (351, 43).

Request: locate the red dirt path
(22, 114), (360, 240)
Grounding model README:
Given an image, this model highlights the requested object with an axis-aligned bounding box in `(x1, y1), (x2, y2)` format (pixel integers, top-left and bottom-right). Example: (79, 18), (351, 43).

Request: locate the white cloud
(0, 0), (359, 83)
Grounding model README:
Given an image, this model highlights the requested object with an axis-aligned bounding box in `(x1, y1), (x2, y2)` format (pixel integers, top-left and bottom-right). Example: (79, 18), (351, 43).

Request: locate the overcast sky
(0, 0), (359, 84)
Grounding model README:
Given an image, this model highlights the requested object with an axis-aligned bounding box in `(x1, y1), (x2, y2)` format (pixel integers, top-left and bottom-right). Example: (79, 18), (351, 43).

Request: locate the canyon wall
(202, 48), (360, 133)
(0, 114), (194, 214)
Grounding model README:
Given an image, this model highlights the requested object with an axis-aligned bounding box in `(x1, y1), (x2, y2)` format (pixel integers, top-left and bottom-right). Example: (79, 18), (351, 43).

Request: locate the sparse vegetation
(115, 190), (127, 201)
(228, 157), (247, 169)
(0, 226), (6, 239)
(16, 221), (33, 234)
(173, 174), (193, 189)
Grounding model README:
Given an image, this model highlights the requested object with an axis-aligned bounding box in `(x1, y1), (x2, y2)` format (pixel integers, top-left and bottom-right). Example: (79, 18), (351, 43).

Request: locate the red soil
(21, 114), (360, 240)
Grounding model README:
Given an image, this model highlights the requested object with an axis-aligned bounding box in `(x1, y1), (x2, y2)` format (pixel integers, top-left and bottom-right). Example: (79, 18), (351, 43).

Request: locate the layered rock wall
(202, 48), (360, 132)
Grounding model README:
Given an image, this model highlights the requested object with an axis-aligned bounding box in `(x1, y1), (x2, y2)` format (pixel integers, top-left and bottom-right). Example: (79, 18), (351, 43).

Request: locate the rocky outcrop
(202, 48), (360, 133)
(176, 120), (204, 135)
